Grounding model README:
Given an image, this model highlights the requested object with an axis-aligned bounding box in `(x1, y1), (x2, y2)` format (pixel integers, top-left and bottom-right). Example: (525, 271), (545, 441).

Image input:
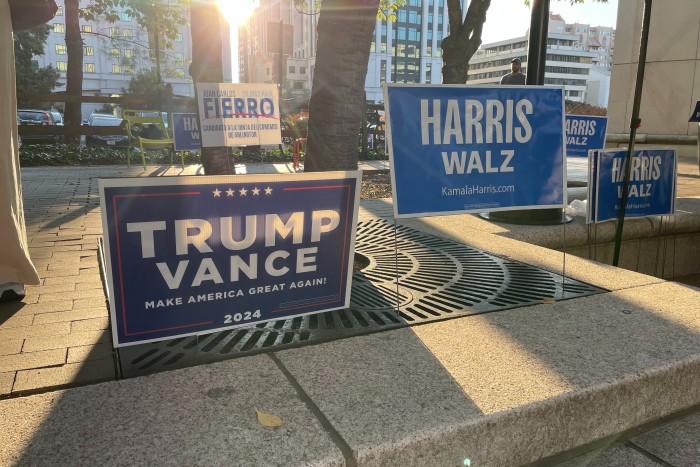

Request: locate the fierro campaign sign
(385, 84), (566, 218)
(196, 83), (281, 147)
(99, 172), (361, 347)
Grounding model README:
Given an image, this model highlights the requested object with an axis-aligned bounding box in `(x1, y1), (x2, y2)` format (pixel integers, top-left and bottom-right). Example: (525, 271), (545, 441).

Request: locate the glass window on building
(380, 60), (386, 84)
(54, 23), (64, 33)
(122, 29), (132, 38)
(109, 27), (120, 37)
(112, 64), (122, 74)
(175, 52), (184, 62)
(125, 65), (135, 74)
(83, 46), (94, 56)
(176, 33), (183, 42)
(398, 10), (406, 22)
(55, 44), (67, 55)
(111, 48), (121, 58)
(84, 63), (95, 73)
(289, 65), (295, 74)
(175, 68), (185, 78)
(409, 28), (419, 41)
(300, 67), (306, 74)
(121, 12), (131, 21)
(398, 27), (406, 40)
(125, 48), (135, 58)
(81, 24), (92, 33)
(425, 63), (431, 84)
(370, 40), (375, 52)
(409, 11), (418, 23)
(56, 61), (67, 71)
(381, 42), (387, 53)
(56, 6), (63, 15)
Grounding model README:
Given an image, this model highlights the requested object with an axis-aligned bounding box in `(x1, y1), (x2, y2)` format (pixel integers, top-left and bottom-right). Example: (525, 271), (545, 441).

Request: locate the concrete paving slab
(0, 349), (66, 373)
(0, 372), (15, 396)
(276, 281), (700, 465)
(0, 355), (344, 466)
(22, 329), (110, 353)
(12, 359), (116, 393)
(554, 443), (661, 466)
(0, 339), (23, 356)
(630, 410), (700, 466)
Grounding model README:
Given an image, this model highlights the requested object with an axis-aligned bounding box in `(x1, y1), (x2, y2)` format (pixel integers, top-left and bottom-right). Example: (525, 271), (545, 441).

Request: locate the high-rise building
(364, 0), (450, 102)
(240, 0), (454, 103)
(467, 14), (614, 104)
(238, 0), (316, 101)
(33, 0), (195, 118)
(549, 13), (615, 69)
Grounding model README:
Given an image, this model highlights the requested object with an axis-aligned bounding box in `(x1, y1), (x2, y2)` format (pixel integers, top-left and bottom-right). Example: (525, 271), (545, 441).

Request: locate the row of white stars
(212, 186), (273, 197)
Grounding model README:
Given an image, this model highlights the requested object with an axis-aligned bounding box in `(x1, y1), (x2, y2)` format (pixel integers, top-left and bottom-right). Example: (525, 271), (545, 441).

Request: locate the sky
(481, 0), (619, 44)
(229, 0), (620, 82)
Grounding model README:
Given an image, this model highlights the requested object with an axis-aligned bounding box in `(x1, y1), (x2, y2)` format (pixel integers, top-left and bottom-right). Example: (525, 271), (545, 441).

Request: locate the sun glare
(217, 0), (260, 27)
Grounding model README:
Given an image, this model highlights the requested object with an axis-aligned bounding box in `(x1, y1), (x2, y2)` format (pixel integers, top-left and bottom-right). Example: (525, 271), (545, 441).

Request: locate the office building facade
(33, 0), (195, 118)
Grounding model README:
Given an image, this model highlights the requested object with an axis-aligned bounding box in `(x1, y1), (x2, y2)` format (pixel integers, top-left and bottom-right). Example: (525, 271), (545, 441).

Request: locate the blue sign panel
(565, 115), (607, 157)
(688, 101), (700, 122)
(384, 84), (566, 218)
(172, 113), (201, 152)
(99, 172), (361, 347)
(592, 149), (676, 223)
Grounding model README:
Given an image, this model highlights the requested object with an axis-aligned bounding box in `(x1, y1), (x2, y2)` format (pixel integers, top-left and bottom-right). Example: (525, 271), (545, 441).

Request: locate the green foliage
(14, 26), (60, 108)
(378, 0), (406, 22)
(293, 0), (406, 21)
(19, 144), (201, 166)
(565, 100), (607, 116)
(81, 0), (189, 49)
(123, 69), (163, 103)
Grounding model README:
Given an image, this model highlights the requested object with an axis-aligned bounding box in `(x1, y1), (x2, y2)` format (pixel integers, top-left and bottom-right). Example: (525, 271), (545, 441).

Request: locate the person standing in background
(500, 58), (526, 85)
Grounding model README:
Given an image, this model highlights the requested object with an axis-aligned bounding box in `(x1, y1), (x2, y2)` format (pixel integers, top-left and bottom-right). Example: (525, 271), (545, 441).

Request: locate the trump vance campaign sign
(196, 83), (281, 147)
(99, 172), (361, 347)
(384, 84), (566, 218)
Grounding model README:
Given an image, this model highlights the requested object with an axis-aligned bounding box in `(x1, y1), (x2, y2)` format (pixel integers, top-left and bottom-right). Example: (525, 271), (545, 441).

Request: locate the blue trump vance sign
(99, 172), (361, 347)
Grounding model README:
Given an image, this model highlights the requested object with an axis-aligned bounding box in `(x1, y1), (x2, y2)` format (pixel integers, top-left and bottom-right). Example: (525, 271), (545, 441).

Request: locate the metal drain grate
(116, 219), (605, 377)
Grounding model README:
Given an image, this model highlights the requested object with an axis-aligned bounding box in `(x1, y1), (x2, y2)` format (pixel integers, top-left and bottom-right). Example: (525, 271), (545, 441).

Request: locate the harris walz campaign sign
(172, 112), (201, 152)
(384, 84), (566, 218)
(99, 173), (361, 347)
(565, 114), (607, 157)
(591, 149), (676, 223)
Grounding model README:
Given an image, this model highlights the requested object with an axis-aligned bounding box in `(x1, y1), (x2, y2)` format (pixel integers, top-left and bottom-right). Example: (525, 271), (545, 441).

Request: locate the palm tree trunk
(304, 0), (380, 172)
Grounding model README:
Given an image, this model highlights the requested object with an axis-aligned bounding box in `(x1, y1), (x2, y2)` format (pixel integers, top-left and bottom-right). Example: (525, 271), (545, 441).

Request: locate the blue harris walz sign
(384, 84), (566, 218)
(172, 112), (201, 152)
(99, 172), (361, 347)
(591, 149), (676, 223)
(565, 114), (607, 157)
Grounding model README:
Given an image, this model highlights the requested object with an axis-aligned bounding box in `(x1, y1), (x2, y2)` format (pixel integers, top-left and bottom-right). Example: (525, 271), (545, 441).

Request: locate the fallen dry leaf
(256, 409), (283, 428)
(542, 298), (556, 304)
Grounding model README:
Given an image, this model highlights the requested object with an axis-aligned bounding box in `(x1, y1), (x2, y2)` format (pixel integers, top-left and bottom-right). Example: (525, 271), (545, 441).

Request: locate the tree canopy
(14, 25), (60, 109)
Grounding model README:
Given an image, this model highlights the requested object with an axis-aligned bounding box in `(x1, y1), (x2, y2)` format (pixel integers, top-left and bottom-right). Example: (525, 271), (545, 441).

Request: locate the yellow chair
(122, 110), (183, 170)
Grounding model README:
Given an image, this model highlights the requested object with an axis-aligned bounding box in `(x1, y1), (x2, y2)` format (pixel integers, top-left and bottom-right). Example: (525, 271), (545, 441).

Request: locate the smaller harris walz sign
(99, 172), (361, 347)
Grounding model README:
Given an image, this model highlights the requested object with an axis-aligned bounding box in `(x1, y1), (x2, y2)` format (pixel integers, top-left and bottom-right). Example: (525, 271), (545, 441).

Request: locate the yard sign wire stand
(393, 217), (400, 316)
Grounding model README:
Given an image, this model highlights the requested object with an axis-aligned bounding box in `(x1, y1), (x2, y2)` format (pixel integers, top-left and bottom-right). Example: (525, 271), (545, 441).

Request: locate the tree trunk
(441, 0), (490, 84)
(64, 0), (83, 144)
(304, 0), (380, 172)
(189, 0), (232, 175)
